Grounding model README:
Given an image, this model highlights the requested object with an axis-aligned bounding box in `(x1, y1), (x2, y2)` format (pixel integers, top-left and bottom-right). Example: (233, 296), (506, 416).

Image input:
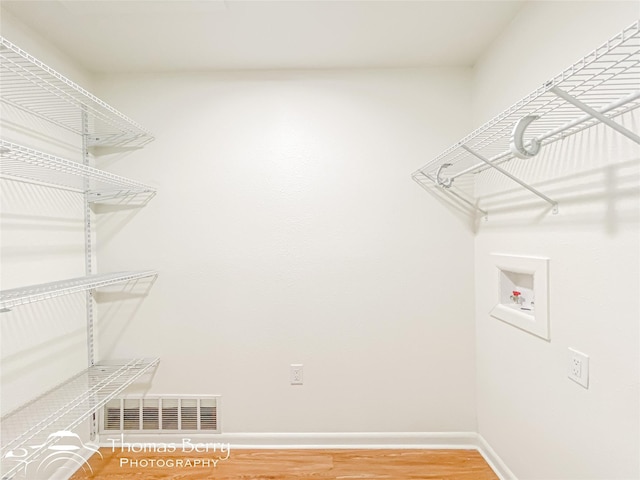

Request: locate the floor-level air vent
(101, 395), (220, 433)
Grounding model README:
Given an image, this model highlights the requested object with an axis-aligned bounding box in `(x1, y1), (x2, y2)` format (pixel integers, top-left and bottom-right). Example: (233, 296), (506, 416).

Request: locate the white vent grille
(101, 395), (220, 433)
(123, 398), (140, 430)
(143, 398), (159, 430)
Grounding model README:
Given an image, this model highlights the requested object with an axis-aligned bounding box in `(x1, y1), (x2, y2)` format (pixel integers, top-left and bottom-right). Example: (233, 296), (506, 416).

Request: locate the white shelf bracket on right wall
(490, 254), (550, 340)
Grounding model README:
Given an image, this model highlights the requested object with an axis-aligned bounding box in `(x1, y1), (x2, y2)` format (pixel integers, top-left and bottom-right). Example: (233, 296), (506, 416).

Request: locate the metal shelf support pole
(550, 86), (640, 145)
(82, 109), (98, 441)
(460, 144), (559, 214)
(82, 109), (95, 369)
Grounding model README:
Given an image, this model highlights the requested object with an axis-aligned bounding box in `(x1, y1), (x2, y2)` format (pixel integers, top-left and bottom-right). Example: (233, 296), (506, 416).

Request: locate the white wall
(8, 5), (637, 477)
(472, 2), (639, 479)
(93, 68), (478, 434)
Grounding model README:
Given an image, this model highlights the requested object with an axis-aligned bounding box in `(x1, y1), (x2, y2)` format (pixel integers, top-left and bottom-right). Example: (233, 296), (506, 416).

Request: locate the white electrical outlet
(290, 364), (303, 385)
(568, 348), (589, 388)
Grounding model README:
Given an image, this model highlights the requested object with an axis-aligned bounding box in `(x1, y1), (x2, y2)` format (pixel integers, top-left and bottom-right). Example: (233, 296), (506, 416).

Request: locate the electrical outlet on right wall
(568, 348), (589, 388)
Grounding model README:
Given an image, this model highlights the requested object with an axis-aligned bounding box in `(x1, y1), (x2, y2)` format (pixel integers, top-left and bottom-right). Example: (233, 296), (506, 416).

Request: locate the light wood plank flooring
(71, 448), (499, 479)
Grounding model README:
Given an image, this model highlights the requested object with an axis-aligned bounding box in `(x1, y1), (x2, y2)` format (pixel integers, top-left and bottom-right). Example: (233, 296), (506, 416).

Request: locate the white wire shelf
(0, 271), (158, 311)
(413, 21), (640, 214)
(0, 139), (156, 202)
(0, 36), (153, 148)
(0, 358), (159, 479)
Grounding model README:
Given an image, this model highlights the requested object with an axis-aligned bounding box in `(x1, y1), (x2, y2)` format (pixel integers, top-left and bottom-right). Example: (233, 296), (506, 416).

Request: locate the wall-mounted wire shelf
(412, 21), (640, 216)
(0, 35), (153, 148)
(0, 358), (159, 479)
(0, 271), (158, 311)
(0, 139), (156, 202)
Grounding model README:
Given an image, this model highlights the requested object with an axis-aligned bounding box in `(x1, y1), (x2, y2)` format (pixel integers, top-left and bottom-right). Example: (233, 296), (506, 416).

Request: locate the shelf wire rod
(0, 139), (156, 201)
(447, 89), (640, 181)
(550, 86), (640, 144)
(539, 89), (640, 138)
(510, 44), (640, 131)
(1, 56), (88, 114)
(0, 271), (157, 311)
(0, 42), (144, 133)
(1, 96), (81, 137)
(1, 360), (140, 452)
(1, 359), (158, 479)
(1, 360), (158, 454)
(417, 24), (639, 175)
(460, 48), (639, 163)
(1, 38), (152, 145)
(460, 144), (558, 213)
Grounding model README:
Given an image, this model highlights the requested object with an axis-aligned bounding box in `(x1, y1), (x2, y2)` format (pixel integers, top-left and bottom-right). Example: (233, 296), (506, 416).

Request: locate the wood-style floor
(71, 448), (499, 479)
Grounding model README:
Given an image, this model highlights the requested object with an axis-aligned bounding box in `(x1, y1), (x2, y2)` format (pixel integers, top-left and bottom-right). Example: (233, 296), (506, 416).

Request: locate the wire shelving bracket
(0, 271), (158, 312)
(412, 21), (640, 216)
(0, 358), (160, 479)
(0, 36), (154, 147)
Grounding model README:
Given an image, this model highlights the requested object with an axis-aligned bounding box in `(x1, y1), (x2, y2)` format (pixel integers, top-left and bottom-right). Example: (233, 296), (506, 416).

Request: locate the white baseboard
(476, 434), (517, 480)
(100, 431), (477, 450)
(97, 431), (515, 479)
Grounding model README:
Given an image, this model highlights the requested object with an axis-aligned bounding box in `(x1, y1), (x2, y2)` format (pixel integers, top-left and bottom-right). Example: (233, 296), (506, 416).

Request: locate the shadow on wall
(0, 105), (82, 160)
(95, 276), (157, 359)
(0, 294), (87, 380)
(0, 293), (88, 414)
(412, 173), (484, 233)
(0, 179), (84, 219)
(0, 279), (156, 412)
(476, 158), (639, 232)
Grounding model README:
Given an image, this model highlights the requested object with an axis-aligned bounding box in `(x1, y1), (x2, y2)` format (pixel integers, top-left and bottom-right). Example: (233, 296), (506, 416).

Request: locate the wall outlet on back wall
(290, 364), (303, 385)
(568, 348), (589, 388)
